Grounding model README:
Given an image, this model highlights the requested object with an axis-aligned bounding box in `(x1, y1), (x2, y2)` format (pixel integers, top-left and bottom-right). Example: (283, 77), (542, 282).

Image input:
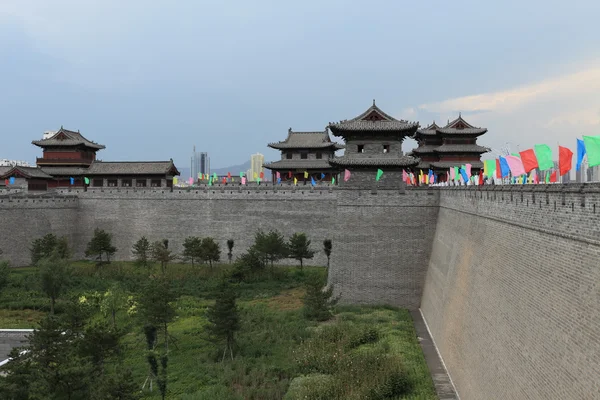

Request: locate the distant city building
(249, 153), (264, 179)
(191, 146), (210, 180)
(0, 159), (32, 167)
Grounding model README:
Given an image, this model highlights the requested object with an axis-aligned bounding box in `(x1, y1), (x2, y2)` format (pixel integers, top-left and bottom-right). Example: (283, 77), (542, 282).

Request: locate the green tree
(137, 277), (176, 350)
(100, 283), (127, 329)
(0, 260), (10, 294)
(302, 274), (339, 321)
(252, 229), (287, 270)
(226, 239), (234, 263)
(200, 237), (220, 269)
(30, 234), (70, 265)
(288, 233), (315, 270)
(85, 228), (117, 263)
(151, 240), (176, 275)
(206, 281), (240, 361)
(323, 239), (332, 269)
(38, 255), (71, 314)
(182, 236), (202, 266)
(132, 236), (151, 269)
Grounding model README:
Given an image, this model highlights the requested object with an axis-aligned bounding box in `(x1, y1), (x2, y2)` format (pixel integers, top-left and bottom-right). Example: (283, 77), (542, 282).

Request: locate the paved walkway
(410, 310), (459, 400)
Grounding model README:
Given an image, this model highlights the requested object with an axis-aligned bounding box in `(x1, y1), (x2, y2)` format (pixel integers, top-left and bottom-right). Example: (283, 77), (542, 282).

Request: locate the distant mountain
(211, 160), (251, 175)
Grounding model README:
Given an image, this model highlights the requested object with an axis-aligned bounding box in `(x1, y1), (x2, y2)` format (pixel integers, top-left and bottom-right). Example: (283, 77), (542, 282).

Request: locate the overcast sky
(1, 0), (599, 169)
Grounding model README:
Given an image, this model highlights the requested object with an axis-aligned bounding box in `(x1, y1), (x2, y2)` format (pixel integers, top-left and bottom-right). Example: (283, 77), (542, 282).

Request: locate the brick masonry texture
(420, 184), (600, 400)
(1, 183), (600, 399)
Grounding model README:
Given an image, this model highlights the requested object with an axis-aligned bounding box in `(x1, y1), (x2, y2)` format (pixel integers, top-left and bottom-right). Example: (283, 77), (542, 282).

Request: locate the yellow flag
(173, 177), (178, 185)
(425, 174), (429, 184)
(253, 172), (258, 179)
(294, 177), (298, 185)
(304, 171), (308, 179)
(231, 177), (234, 182)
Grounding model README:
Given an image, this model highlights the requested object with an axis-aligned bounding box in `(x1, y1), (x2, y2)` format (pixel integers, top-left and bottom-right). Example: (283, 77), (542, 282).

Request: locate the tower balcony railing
(36, 158), (94, 165)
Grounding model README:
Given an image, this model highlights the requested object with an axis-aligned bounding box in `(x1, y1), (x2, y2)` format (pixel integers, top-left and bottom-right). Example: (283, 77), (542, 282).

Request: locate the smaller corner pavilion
(263, 127), (344, 183)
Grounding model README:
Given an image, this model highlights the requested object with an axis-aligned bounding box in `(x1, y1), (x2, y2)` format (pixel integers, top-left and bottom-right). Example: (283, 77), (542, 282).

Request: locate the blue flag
(499, 156), (510, 178)
(311, 177), (316, 186)
(276, 177), (281, 184)
(576, 139), (586, 171)
(320, 173), (325, 179)
(459, 168), (469, 183)
(9, 177), (15, 185)
(70, 177), (74, 185)
(522, 174), (527, 185)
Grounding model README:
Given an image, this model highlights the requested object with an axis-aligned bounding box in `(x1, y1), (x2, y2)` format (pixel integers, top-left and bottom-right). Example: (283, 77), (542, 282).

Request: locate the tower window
(286, 152), (292, 159)
(301, 152), (308, 159)
(357, 145), (364, 153)
(316, 152), (322, 159)
(383, 145), (390, 153)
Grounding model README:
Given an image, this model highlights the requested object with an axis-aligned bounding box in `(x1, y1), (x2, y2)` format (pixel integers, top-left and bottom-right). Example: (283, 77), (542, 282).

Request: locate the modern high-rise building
(191, 146), (210, 180)
(249, 153), (264, 179)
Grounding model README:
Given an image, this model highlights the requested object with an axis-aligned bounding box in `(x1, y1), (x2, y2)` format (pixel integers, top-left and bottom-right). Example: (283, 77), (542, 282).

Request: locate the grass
(0, 261), (437, 399)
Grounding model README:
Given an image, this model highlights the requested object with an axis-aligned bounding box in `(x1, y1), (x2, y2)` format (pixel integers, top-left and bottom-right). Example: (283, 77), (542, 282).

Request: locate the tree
(323, 239), (332, 269)
(85, 228), (117, 263)
(151, 240), (176, 275)
(100, 283), (127, 329)
(137, 277), (176, 350)
(252, 230), (287, 270)
(200, 237), (220, 269)
(288, 233), (315, 270)
(182, 236), (202, 266)
(226, 239), (234, 263)
(132, 236), (151, 269)
(38, 255), (71, 314)
(302, 274), (339, 321)
(0, 260), (10, 294)
(206, 281), (240, 361)
(30, 234), (70, 265)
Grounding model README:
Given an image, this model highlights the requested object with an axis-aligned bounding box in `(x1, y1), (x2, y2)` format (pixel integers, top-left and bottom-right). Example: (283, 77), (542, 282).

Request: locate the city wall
(420, 184), (600, 400)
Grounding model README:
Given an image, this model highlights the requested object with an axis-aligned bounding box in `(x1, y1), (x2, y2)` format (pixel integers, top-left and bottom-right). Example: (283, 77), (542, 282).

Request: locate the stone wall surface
(420, 184), (600, 400)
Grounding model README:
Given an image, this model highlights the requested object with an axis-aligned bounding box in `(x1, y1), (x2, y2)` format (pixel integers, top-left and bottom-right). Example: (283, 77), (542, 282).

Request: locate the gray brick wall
(420, 183), (600, 400)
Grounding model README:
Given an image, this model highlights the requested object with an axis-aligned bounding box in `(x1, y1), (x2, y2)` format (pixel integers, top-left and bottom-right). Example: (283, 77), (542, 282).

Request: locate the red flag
(259, 171), (264, 179)
(479, 171), (484, 185)
(227, 172), (231, 179)
(519, 149), (539, 173)
(495, 159), (501, 179)
(550, 170), (557, 183)
(4, 179), (7, 186)
(558, 146), (573, 176)
(288, 171), (292, 178)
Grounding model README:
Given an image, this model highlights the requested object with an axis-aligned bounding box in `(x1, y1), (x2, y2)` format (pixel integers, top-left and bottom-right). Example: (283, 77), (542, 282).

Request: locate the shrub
(302, 274), (339, 321)
(181, 385), (242, 400)
(347, 326), (380, 349)
(283, 373), (337, 400)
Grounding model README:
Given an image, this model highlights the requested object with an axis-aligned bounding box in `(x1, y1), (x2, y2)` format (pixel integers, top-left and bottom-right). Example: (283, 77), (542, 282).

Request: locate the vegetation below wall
(0, 260), (436, 399)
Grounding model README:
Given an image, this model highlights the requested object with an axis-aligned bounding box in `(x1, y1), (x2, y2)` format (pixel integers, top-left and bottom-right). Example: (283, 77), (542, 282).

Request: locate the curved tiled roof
(437, 115), (487, 135)
(268, 128), (344, 150)
(329, 101), (419, 135)
(412, 145), (439, 154)
(434, 144), (490, 153)
(41, 166), (86, 176)
(86, 161), (179, 175)
(0, 166), (53, 179)
(263, 159), (335, 170)
(328, 155), (419, 168)
(32, 127), (105, 150)
(415, 122), (441, 136)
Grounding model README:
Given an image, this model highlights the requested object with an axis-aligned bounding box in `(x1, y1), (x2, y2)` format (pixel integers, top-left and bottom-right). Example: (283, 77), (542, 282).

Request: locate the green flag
(213, 172), (217, 179)
(197, 172), (201, 179)
(534, 144), (553, 171)
(511, 153), (520, 158)
(484, 159), (496, 177)
(376, 169), (383, 181)
(208, 178), (212, 186)
(545, 171), (550, 183)
(454, 166), (459, 179)
(84, 177), (89, 185)
(331, 177), (335, 185)
(239, 171), (244, 178)
(583, 135), (600, 167)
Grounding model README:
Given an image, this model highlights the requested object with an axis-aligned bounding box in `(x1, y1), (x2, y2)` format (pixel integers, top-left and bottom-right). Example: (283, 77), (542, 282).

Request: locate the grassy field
(0, 261), (437, 399)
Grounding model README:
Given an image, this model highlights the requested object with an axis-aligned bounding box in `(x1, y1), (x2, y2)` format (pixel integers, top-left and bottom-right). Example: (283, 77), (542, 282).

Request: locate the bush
(302, 274), (339, 321)
(347, 326), (380, 349)
(181, 385), (242, 400)
(283, 373), (337, 400)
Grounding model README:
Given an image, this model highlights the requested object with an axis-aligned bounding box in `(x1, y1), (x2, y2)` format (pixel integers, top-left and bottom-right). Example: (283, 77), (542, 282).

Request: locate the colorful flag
(311, 177), (316, 186)
(213, 172), (217, 179)
(550, 170), (557, 183)
(208, 177), (212, 186)
(84, 177), (90, 185)
(331, 177), (336, 185)
(558, 146), (573, 176)
(293, 177), (298, 185)
(449, 167), (455, 181)
(4, 179), (7, 186)
(222, 177), (226, 184)
(241, 177), (246, 185)
(343, 169), (351, 182)
(173, 177), (178, 185)
(483, 159), (496, 177)
(519, 149), (538, 172)
(304, 171), (308, 179)
(479, 172), (484, 185)
(534, 144), (553, 170)
(464, 164), (472, 178)
(9, 177), (15, 185)
(499, 156), (510, 178)
(583, 135), (600, 167)
(576, 139), (586, 171)
(402, 170), (408, 182)
(70, 177), (74, 185)
(531, 169), (538, 184)
(227, 172), (231, 179)
(505, 155), (526, 176)
(253, 172), (258, 180)
(288, 171), (292, 178)
(276, 177), (281, 184)
(188, 177), (193, 185)
(321, 173), (325, 179)
(376, 169), (383, 181)
(453, 167), (459, 181)
(259, 172), (264, 179)
(276, 171), (280, 179)
(459, 168), (469, 183)
(239, 172), (244, 178)
(495, 159), (501, 179)
(522, 174), (527, 185)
